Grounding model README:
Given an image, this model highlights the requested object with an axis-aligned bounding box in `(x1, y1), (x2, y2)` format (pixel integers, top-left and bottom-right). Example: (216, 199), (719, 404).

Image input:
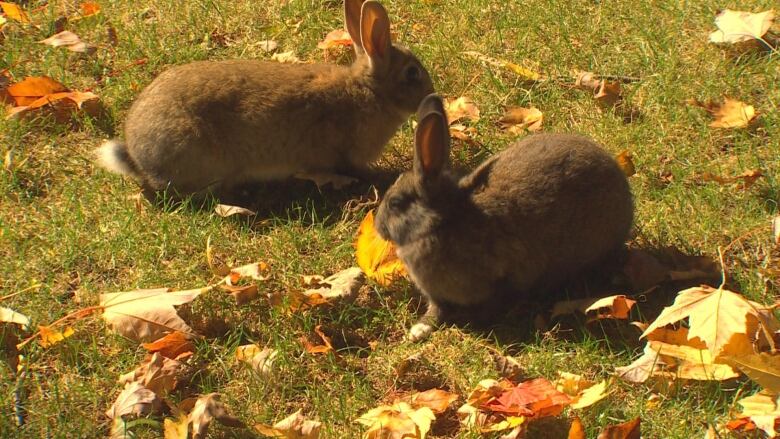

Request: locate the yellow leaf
(615, 150), (636, 177)
(709, 9), (775, 43)
(734, 391), (780, 438)
(0, 2), (29, 23)
(641, 285), (774, 358)
(499, 107), (543, 134)
(164, 415), (189, 439)
(236, 344), (277, 375)
(461, 51), (544, 81)
(255, 409), (322, 438)
(38, 325), (74, 347)
(410, 388), (458, 414)
(723, 353), (780, 393)
(355, 210), (407, 286)
(79, 2), (101, 17)
(271, 50), (301, 64)
(356, 402), (436, 439)
(689, 98), (757, 129)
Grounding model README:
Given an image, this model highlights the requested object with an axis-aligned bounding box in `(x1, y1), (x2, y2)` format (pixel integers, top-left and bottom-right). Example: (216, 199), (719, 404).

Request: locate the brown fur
(375, 94), (633, 333)
(96, 0), (433, 199)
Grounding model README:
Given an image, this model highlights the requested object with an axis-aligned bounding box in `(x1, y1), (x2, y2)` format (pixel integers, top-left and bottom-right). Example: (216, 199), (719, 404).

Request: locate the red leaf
(482, 378), (571, 417)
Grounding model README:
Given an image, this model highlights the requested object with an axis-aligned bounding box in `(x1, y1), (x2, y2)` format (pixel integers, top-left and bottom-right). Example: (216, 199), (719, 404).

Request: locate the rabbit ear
(416, 94), (446, 122)
(344, 0), (365, 54)
(360, 1), (392, 72)
(414, 106), (450, 184)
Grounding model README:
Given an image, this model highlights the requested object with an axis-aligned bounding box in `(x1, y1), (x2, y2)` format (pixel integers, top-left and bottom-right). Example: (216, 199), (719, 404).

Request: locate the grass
(1, 0), (778, 437)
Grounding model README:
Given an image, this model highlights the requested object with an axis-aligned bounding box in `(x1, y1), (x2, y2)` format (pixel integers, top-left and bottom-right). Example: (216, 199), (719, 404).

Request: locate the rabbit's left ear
(414, 95), (450, 186)
(360, 1), (392, 72)
(344, 0), (365, 55)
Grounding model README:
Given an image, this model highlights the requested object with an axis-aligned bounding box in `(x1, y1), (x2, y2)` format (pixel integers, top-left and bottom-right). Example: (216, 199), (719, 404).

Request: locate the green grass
(1, 0), (779, 437)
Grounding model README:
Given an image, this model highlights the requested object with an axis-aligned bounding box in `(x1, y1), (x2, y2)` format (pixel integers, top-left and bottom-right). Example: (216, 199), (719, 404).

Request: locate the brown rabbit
(96, 0), (433, 200)
(374, 94), (634, 341)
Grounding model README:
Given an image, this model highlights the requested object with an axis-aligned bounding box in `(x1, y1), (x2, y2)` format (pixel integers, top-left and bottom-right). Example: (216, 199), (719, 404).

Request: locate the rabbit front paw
(406, 321), (435, 342)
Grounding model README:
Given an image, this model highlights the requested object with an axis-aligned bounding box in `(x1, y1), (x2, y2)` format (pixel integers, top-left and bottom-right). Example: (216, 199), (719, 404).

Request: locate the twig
(0, 283), (41, 302)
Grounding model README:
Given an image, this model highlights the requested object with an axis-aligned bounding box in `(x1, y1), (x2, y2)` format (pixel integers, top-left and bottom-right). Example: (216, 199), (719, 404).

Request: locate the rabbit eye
(387, 196), (406, 210)
(404, 65), (421, 83)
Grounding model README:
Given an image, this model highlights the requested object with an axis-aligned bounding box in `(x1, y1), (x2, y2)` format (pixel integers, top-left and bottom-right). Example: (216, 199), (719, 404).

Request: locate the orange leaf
(410, 388), (458, 414)
(584, 295), (637, 320)
(301, 325), (334, 354)
(597, 417), (640, 439)
(38, 325), (74, 347)
(6, 76), (69, 106)
(0, 2), (29, 23)
(615, 150), (636, 177)
(79, 2), (101, 17)
(725, 417), (756, 432)
(568, 417), (586, 439)
(141, 331), (195, 359)
(317, 29), (353, 50)
(483, 378), (571, 418)
(355, 210), (406, 286)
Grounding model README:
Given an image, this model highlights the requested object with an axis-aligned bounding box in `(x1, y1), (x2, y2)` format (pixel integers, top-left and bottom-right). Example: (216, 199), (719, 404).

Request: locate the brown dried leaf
(118, 352), (185, 395)
(105, 382), (159, 419)
(694, 169), (763, 189)
(301, 325), (334, 355)
(723, 353), (780, 393)
(689, 98), (757, 128)
(255, 409), (322, 438)
(443, 96), (480, 125)
(6, 76), (69, 106)
(709, 9), (776, 43)
(40, 31), (94, 53)
(615, 150), (636, 177)
(317, 29), (352, 50)
(301, 267), (364, 303)
(236, 344), (277, 375)
(214, 204), (256, 217)
(190, 393), (245, 439)
(597, 417), (640, 439)
(141, 331), (195, 359)
(410, 388), (458, 414)
(499, 107), (543, 134)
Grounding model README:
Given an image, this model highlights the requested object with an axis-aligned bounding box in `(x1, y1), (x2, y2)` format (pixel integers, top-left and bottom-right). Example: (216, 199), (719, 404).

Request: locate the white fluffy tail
(95, 140), (136, 177)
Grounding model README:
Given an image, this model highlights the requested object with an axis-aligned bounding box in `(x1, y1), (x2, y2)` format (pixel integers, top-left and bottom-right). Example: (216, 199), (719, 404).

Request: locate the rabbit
(95, 0), (433, 201)
(374, 94), (634, 342)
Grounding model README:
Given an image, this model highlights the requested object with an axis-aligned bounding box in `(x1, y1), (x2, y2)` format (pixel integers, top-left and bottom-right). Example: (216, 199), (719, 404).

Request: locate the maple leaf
(443, 96), (480, 125)
(499, 107), (543, 134)
(615, 344), (668, 383)
(214, 204), (256, 217)
(723, 353), (780, 393)
(6, 76), (68, 106)
(100, 287), (208, 343)
(597, 417), (640, 439)
(0, 2), (29, 23)
(190, 393), (245, 439)
(647, 341), (739, 381)
(7, 90), (102, 122)
(317, 29), (353, 50)
(410, 388), (458, 414)
(355, 401), (436, 439)
(640, 285), (774, 358)
(551, 294), (636, 321)
(118, 352), (186, 395)
(38, 325), (74, 347)
(301, 267), (365, 303)
(355, 210), (407, 286)
(482, 378), (571, 417)
(142, 331), (195, 359)
(255, 409), (322, 438)
(1, 307), (29, 328)
(615, 150), (636, 177)
(709, 9), (775, 44)
(163, 414), (189, 439)
(689, 98), (757, 128)
(554, 373), (611, 409)
(236, 344), (277, 375)
(40, 31), (94, 53)
(568, 417), (586, 439)
(105, 381), (159, 419)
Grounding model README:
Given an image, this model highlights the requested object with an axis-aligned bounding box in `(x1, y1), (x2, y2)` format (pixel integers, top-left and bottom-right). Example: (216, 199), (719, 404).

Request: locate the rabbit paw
(406, 322), (435, 342)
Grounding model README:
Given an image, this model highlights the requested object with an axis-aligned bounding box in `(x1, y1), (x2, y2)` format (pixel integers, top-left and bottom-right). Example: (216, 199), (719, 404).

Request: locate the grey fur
(375, 94), (633, 334)
(96, 0), (433, 199)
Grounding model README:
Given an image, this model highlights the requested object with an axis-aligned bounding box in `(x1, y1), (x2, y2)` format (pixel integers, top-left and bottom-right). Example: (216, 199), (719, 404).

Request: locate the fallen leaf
(694, 169), (763, 189)
(356, 402), (436, 439)
(190, 393), (245, 439)
(709, 9), (775, 44)
(410, 388), (458, 414)
(214, 204), (256, 217)
(355, 210), (407, 286)
(100, 287), (208, 342)
(6, 76), (69, 106)
(554, 373), (611, 409)
(615, 344), (667, 383)
(317, 29), (352, 50)
(575, 71), (622, 108)
(105, 382), (159, 419)
(142, 331), (195, 359)
(0, 307), (29, 328)
(301, 325), (334, 355)
(482, 378), (571, 417)
(220, 283), (259, 305)
(648, 341), (740, 381)
(257, 40), (278, 53)
(640, 285), (775, 358)
(615, 150), (636, 177)
(461, 51), (544, 81)
(689, 98), (757, 128)
(40, 31), (93, 53)
(568, 417), (586, 439)
(118, 352), (185, 395)
(163, 415), (189, 439)
(597, 417), (640, 439)
(551, 295), (636, 321)
(773, 216), (780, 245)
(499, 107), (543, 134)
(38, 325), (74, 347)
(8, 90), (102, 122)
(301, 267), (364, 303)
(79, 2), (101, 17)
(226, 262), (270, 285)
(723, 353), (780, 393)
(271, 50), (301, 63)
(255, 409), (322, 438)
(236, 344), (277, 375)
(443, 96), (480, 125)
(0, 2), (29, 23)
(732, 391), (780, 438)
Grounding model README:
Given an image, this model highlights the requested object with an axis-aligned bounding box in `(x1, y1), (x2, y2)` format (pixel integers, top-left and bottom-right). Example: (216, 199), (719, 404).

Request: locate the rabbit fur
(374, 94), (634, 341)
(96, 0), (433, 200)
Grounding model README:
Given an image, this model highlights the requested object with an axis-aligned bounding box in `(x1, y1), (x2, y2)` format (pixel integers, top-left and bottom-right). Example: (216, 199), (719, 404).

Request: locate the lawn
(1, 0), (778, 438)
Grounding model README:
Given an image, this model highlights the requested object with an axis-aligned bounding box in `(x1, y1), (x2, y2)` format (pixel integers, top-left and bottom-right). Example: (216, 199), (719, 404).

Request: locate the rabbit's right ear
(414, 95), (450, 186)
(360, 1), (392, 72)
(344, 0), (365, 55)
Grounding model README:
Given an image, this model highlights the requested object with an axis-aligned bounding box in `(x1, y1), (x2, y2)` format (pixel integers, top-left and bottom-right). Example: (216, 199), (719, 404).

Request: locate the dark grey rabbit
(96, 0), (433, 200)
(374, 94), (633, 341)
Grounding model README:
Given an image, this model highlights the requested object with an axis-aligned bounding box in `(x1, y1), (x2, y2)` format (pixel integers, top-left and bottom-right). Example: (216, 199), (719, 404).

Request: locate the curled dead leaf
(40, 31), (94, 53)
(236, 344), (277, 375)
(597, 417), (640, 439)
(118, 352), (186, 395)
(255, 409), (322, 438)
(106, 381), (160, 419)
(709, 9), (775, 44)
(214, 204), (256, 217)
(499, 107), (543, 134)
(356, 402), (436, 439)
(141, 331), (195, 359)
(410, 388), (458, 414)
(190, 393), (245, 439)
(355, 210), (407, 286)
(443, 96), (480, 125)
(688, 98), (757, 129)
(317, 29), (352, 50)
